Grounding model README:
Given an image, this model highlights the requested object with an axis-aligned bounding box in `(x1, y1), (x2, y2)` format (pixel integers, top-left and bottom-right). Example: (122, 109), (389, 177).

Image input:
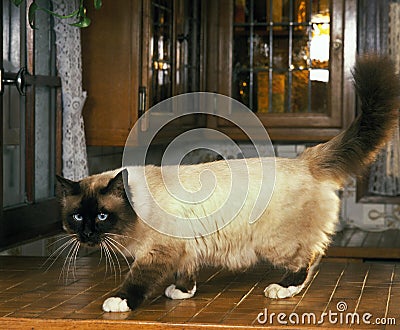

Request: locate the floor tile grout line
(220, 280), (260, 323)
(0, 279), (30, 296)
(204, 269), (223, 283)
(321, 263), (348, 316)
(353, 265), (370, 314)
(249, 266), (322, 326)
(291, 267), (321, 313)
(0, 280), (56, 318)
(159, 269), (225, 322)
(38, 276), (121, 318)
(43, 260), (129, 319)
(248, 268), (282, 326)
(186, 273), (240, 323)
(384, 265), (395, 319)
(155, 295), (182, 322)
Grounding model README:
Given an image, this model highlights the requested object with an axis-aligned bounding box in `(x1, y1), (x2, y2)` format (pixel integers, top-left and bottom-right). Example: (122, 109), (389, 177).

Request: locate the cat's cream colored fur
(96, 157), (337, 274)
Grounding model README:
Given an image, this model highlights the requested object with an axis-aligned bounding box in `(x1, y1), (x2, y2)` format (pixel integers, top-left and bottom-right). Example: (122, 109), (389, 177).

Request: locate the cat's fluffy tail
(301, 55), (400, 185)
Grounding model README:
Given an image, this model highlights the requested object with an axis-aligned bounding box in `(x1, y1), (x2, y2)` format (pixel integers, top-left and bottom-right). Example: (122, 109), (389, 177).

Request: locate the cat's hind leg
(165, 271), (197, 300)
(264, 254), (321, 299)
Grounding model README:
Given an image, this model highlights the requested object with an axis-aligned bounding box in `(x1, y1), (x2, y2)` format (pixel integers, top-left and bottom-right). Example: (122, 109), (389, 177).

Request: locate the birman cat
(56, 56), (400, 312)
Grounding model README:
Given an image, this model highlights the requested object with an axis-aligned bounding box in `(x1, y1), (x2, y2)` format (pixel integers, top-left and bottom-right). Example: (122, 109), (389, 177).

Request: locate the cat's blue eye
(73, 214), (83, 221)
(97, 213), (108, 221)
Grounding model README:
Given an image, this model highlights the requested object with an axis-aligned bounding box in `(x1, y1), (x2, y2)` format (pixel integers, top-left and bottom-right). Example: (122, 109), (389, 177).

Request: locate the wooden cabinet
(205, 0), (357, 142)
(82, 0), (202, 146)
(82, 0), (357, 146)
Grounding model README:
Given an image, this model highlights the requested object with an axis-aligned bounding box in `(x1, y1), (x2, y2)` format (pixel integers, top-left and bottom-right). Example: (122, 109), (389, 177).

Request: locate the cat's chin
(78, 238), (101, 248)
(76, 242), (96, 248)
(84, 242), (99, 248)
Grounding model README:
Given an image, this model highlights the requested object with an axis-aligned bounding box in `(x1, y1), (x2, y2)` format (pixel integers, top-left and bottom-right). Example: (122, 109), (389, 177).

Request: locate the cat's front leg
(103, 261), (172, 312)
(165, 271), (197, 300)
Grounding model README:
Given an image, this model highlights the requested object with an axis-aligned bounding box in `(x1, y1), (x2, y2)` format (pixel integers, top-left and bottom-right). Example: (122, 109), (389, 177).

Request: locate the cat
(56, 56), (400, 312)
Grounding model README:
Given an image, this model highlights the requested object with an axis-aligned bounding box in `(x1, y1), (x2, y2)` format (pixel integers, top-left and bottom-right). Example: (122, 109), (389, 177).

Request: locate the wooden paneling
(82, 0), (141, 146)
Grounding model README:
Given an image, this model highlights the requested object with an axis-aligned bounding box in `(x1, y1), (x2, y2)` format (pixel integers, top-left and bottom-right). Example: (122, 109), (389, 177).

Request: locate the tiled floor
(0, 255), (399, 329)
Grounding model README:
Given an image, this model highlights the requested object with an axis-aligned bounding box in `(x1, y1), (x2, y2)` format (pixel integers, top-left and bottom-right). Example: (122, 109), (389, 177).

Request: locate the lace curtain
(52, 0), (89, 180)
(368, 2), (400, 196)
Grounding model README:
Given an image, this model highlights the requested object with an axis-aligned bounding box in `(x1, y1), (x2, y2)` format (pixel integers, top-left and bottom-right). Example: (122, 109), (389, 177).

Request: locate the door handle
(0, 67), (28, 96)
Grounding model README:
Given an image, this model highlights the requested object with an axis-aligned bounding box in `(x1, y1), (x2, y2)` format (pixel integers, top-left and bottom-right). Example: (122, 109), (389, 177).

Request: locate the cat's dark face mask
(56, 170), (135, 247)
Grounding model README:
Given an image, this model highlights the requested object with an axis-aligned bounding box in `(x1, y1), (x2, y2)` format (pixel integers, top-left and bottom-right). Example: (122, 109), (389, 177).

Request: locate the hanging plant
(10, 0), (102, 28)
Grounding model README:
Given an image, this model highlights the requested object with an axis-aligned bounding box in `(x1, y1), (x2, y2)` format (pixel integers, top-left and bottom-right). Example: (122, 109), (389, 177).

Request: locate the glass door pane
(2, 1), (25, 207)
(232, 0), (331, 114)
(3, 0), (57, 205)
(151, 0), (173, 107)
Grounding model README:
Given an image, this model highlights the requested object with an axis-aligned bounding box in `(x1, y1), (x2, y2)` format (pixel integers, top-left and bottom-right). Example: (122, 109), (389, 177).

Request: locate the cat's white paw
(264, 283), (303, 299)
(165, 283), (196, 300)
(102, 297), (131, 312)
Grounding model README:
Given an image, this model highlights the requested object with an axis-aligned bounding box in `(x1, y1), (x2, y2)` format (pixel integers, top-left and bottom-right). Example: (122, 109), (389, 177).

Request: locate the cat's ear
(56, 175), (81, 197)
(101, 169), (128, 198)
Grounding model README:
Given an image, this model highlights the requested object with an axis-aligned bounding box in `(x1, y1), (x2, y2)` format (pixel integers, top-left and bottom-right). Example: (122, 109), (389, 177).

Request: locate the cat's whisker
(59, 238), (79, 284)
(100, 242), (109, 278)
(102, 240), (116, 281)
(66, 240), (80, 282)
(107, 242), (119, 283)
(103, 235), (138, 277)
(107, 237), (133, 271)
(104, 235), (135, 265)
(42, 236), (78, 272)
(42, 235), (77, 266)
(66, 241), (76, 282)
(64, 239), (80, 283)
(107, 245), (119, 283)
(63, 239), (79, 283)
(104, 238), (123, 280)
(103, 242), (114, 279)
(98, 241), (104, 266)
(113, 241), (142, 278)
(69, 240), (80, 281)
(46, 234), (73, 249)
(105, 232), (141, 245)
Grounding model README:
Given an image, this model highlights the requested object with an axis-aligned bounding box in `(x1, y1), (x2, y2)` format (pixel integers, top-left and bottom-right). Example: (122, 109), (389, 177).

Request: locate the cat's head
(56, 169), (136, 247)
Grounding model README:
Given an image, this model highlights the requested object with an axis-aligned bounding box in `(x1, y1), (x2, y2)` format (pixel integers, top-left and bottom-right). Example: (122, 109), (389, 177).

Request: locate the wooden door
(0, 0), (62, 250)
(82, 0), (141, 146)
